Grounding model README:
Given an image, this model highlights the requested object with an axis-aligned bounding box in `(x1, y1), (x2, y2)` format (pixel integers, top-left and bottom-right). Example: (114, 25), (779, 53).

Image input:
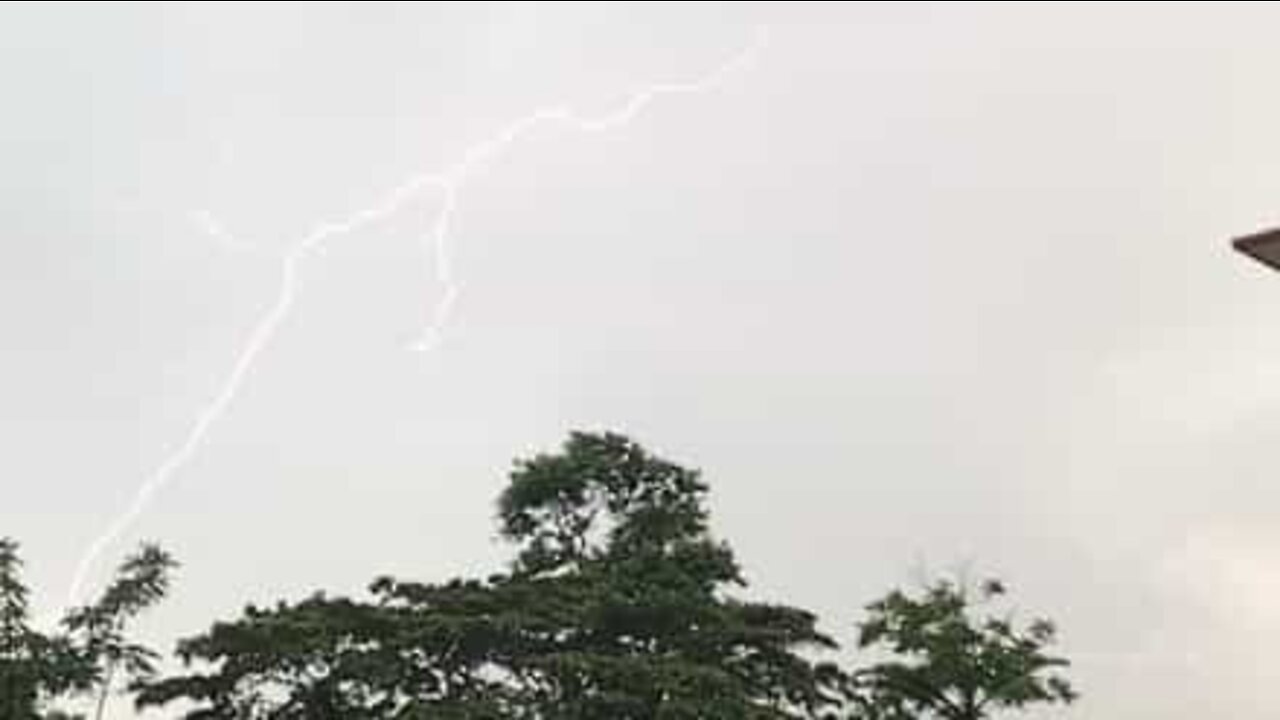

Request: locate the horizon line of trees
(2, 432), (1076, 719)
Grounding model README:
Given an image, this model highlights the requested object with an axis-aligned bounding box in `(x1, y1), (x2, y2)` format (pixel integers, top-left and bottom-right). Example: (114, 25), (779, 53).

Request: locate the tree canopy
(136, 432), (844, 718)
(133, 431), (1075, 719)
(849, 578), (1076, 720)
(0, 431), (1076, 718)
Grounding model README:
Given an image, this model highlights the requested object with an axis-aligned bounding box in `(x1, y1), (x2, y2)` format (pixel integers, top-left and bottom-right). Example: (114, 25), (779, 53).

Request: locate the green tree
(135, 433), (1078, 718)
(0, 538), (174, 720)
(64, 543), (176, 719)
(137, 432), (844, 718)
(848, 578), (1076, 720)
(490, 431), (842, 718)
(0, 537), (41, 719)
(0, 538), (93, 720)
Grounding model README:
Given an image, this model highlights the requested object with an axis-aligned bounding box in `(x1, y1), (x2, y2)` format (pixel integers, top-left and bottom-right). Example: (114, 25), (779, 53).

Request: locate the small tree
(0, 537), (40, 719)
(0, 538), (98, 720)
(0, 538), (174, 720)
(850, 578), (1075, 720)
(64, 543), (176, 719)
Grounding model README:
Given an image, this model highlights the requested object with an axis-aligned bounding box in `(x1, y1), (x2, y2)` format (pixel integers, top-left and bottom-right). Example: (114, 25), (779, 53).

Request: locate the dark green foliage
(0, 537), (39, 719)
(0, 538), (94, 720)
(849, 578), (1076, 720)
(134, 432), (1077, 719)
(65, 543), (177, 718)
(138, 432), (843, 718)
(0, 538), (174, 720)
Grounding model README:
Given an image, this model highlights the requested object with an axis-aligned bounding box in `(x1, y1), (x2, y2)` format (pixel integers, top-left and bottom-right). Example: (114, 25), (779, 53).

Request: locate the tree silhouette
(137, 432), (843, 718)
(133, 432), (1076, 719)
(848, 578), (1076, 720)
(0, 538), (174, 720)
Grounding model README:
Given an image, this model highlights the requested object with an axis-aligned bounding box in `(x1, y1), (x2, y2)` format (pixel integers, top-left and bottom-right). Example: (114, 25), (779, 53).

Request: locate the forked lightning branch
(59, 28), (769, 620)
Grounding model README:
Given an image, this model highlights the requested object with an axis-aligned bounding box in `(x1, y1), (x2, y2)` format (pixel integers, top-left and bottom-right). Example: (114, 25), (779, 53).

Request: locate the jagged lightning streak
(59, 27), (769, 617)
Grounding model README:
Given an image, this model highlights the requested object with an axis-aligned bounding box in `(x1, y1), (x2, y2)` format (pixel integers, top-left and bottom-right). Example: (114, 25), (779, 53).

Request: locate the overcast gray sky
(3, 2), (1278, 717)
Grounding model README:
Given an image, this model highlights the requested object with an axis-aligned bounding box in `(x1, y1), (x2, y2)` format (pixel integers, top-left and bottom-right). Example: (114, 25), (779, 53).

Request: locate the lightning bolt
(58, 27), (769, 618)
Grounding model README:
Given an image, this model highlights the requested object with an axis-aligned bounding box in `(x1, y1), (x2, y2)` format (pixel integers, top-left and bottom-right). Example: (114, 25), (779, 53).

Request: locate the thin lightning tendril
(58, 28), (769, 619)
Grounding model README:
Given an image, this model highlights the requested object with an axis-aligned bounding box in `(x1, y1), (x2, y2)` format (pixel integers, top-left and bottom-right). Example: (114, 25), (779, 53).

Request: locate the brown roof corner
(1233, 227), (1280, 272)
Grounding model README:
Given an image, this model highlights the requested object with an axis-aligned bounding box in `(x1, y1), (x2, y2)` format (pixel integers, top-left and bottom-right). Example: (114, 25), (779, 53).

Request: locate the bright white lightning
(59, 28), (769, 618)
